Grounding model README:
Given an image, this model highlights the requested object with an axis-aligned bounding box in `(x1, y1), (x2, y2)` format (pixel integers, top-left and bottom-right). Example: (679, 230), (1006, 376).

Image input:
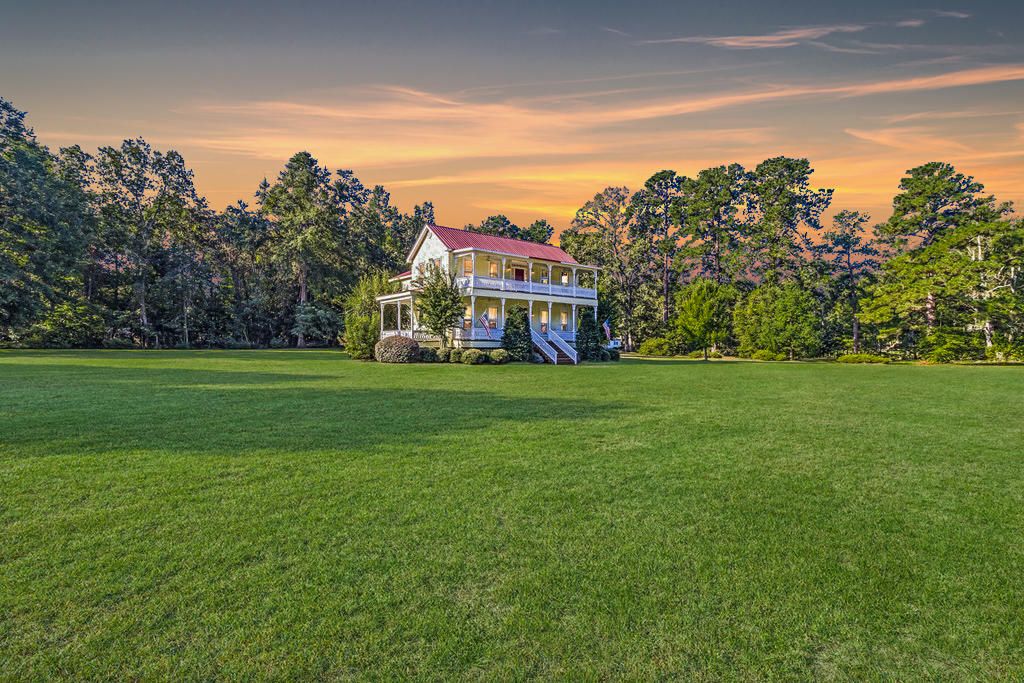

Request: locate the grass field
(2, 351), (1023, 680)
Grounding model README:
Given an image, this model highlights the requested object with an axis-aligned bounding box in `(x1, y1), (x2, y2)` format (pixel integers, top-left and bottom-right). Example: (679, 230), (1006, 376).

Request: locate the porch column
(594, 305), (598, 322)
(526, 260), (533, 293)
(501, 256), (507, 290)
(572, 267), (578, 297)
(471, 252), (477, 287)
(380, 302), (385, 336)
(470, 295), (476, 339)
(500, 298), (506, 328)
(547, 301), (552, 335)
(572, 303), (577, 334)
(547, 263), (552, 292)
(593, 269), (598, 293)
(396, 301), (402, 333)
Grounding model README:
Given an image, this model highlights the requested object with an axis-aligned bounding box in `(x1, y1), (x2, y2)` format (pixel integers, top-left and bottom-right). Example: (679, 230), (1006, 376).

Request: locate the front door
(513, 267), (526, 282)
(540, 309), (548, 334)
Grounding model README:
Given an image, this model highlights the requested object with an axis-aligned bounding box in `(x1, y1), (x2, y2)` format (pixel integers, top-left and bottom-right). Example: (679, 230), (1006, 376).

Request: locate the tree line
(561, 160), (1023, 361)
(2, 96), (1022, 361)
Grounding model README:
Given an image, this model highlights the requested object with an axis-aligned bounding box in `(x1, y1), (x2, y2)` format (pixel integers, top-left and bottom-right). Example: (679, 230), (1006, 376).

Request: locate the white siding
(410, 230), (450, 277)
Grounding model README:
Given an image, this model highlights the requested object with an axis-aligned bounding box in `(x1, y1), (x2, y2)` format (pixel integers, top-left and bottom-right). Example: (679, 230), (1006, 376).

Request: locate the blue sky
(2, 0), (1022, 228)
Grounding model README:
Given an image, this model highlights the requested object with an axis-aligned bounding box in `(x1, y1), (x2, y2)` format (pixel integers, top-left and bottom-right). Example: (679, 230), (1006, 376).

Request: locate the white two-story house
(376, 224), (600, 364)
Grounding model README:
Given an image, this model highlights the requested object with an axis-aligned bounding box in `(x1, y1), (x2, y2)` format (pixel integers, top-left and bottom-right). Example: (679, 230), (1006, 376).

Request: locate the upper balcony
(448, 250), (598, 300)
(455, 274), (596, 299)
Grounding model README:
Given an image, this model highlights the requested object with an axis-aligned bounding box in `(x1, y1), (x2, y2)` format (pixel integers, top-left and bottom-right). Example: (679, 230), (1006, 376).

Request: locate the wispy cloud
(639, 24), (868, 48)
(933, 10), (971, 19)
(843, 126), (972, 152)
(527, 26), (562, 37)
(601, 27), (631, 37)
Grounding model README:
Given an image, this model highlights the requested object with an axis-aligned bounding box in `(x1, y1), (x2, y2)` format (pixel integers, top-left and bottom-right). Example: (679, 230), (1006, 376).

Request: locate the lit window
(560, 311), (568, 330)
(489, 261), (498, 277)
(561, 272), (569, 285)
(488, 306), (498, 327)
(463, 258), (473, 276)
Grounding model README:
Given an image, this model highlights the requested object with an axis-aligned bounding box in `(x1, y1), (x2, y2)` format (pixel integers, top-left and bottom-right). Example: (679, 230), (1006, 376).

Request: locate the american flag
(478, 311), (492, 338)
(602, 319), (612, 340)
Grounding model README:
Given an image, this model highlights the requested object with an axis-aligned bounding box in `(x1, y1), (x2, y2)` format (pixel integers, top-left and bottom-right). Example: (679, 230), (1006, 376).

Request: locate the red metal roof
(388, 270), (412, 281)
(427, 224), (578, 264)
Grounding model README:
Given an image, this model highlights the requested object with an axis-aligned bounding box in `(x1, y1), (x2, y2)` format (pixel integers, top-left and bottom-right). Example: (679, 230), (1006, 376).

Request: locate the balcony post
(501, 256), (507, 291)
(500, 297), (506, 329)
(471, 252), (477, 289)
(527, 260), (532, 293)
(593, 269), (598, 295)
(547, 300), (552, 335)
(572, 267), (578, 297)
(547, 263), (552, 293)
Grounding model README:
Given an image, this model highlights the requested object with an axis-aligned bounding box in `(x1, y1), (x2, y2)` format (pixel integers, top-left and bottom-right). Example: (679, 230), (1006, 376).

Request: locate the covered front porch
(377, 293), (596, 347)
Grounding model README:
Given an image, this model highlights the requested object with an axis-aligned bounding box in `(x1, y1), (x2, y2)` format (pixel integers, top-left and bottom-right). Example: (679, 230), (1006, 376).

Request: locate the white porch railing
(531, 329), (559, 364)
(550, 329), (576, 342)
(455, 275), (596, 299)
(381, 329), (439, 341)
(547, 329), (578, 364)
(453, 327), (501, 341)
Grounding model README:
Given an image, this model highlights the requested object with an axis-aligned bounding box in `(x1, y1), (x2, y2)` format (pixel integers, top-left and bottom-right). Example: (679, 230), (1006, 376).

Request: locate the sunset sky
(2, 0), (1022, 234)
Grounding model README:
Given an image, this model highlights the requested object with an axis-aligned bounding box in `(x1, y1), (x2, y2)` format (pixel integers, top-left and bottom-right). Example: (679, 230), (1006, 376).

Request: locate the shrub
(530, 352), (545, 364)
(751, 349), (786, 361)
(608, 348), (620, 361)
(598, 349), (611, 362)
(489, 348), (510, 364)
(686, 349), (705, 359)
(448, 348), (463, 363)
(461, 348), (487, 364)
(27, 299), (106, 348)
(101, 337), (136, 349)
(374, 335), (420, 363)
(576, 313), (602, 360)
(435, 348), (451, 363)
(709, 350), (723, 359)
(501, 306), (532, 361)
(343, 313), (379, 360)
(418, 347), (439, 363)
(836, 353), (890, 364)
(637, 337), (672, 356)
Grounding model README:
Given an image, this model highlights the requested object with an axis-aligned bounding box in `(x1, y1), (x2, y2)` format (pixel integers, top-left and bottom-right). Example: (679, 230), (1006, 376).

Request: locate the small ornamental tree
(673, 278), (734, 359)
(344, 271), (396, 359)
(576, 310), (602, 360)
(734, 283), (821, 359)
(501, 305), (532, 360)
(414, 264), (463, 348)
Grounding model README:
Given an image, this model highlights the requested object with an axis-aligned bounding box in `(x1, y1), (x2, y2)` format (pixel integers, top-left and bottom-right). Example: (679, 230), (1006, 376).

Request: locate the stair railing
(547, 330), (578, 364)
(530, 328), (559, 364)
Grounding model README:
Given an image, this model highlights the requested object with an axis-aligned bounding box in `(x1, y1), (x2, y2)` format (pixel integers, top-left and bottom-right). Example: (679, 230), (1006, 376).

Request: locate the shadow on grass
(2, 360), (619, 458)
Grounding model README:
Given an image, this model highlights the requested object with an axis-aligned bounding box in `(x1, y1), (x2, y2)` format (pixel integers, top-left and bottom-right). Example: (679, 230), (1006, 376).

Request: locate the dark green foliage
(291, 302), (340, 346)
(751, 349), (787, 361)
(460, 348), (487, 364)
(26, 298), (106, 348)
(373, 335), (419, 363)
(489, 348), (510, 364)
(576, 311), (602, 360)
(464, 215), (552, 243)
(435, 348), (451, 363)
(414, 264), (463, 348)
(836, 353), (890, 364)
(418, 347), (439, 363)
(599, 349), (611, 362)
(500, 306), (532, 361)
(672, 278), (735, 360)
(343, 272), (396, 359)
(734, 284), (822, 360)
(448, 348), (463, 363)
(637, 336), (672, 356)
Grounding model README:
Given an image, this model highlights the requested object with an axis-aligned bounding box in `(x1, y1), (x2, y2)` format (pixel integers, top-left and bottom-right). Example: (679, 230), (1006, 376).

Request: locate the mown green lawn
(1, 351), (1022, 680)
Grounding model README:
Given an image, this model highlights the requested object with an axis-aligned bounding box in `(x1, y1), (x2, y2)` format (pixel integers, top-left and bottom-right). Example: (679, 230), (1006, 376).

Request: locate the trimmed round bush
(836, 353), (890, 364)
(751, 349), (786, 361)
(599, 349), (611, 362)
(686, 349), (704, 359)
(435, 348), (451, 363)
(709, 350), (723, 359)
(374, 335), (420, 363)
(448, 348), (463, 363)
(608, 348), (621, 361)
(418, 347), (439, 363)
(637, 337), (671, 356)
(461, 348), (487, 364)
(489, 348), (510, 364)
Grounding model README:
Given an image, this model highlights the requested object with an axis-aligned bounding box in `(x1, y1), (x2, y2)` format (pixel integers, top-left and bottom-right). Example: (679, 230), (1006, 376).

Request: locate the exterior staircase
(530, 329), (578, 365)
